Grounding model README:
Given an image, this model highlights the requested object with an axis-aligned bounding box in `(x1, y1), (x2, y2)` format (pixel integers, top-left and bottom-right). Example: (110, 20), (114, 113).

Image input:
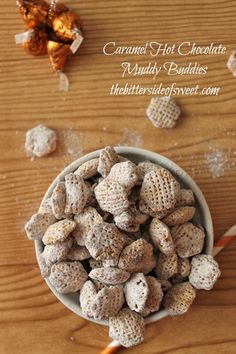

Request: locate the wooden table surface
(1, 0), (236, 353)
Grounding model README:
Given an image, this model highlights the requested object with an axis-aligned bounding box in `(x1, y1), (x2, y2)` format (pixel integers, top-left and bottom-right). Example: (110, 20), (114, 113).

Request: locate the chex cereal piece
(25, 212), (56, 240)
(42, 219), (76, 245)
(64, 173), (90, 215)
(85, 222), (126, 263)
(49, 261), (88, 293)
(107, 161), (138, 190)
(114, 206), (148, 233)
(97, 146), (119, 178)
(157, 278), (172, 292)
(38, 253), (51, 278)
(146, 96), (181, 129)
(80, 280), (98, 318)
(51, 182), (66, 219)
(93, 279), (107, 291)
(74, 158), (99, 179)
(227, 51), (236, 78)
(73, 207), (103, 246)
(149, 218), (175, 255)
(89, 259), (103, 269)
(178, 257), (191, 277)
(189, 254), (221, 290)
(162, 206), (196, 226)
(140, 276), (163, 317)
(89, 267), (130, 285)
(163, 282), (196, 316)
(142, 254), (157, 275)
(176, 189), (195, 207)
(140, 168), (180, 214)
(94, 179), (129, 215)
(91, 285), (124, 320)
(67, 244), (91, 261)
(118, 238), (153, 273)
(124, 273), (149, 312)
(25, 124), (57, 158)
(154, 252), (178, 280)
(109, 308), (145, 348)
(171, 222), (205, 258)
(136, 161), (161, 184)
(39, 198), (53, 214)
(139, 199), (172, 219)
(85, 182), (98, 207)
(43, 237), (73, 264)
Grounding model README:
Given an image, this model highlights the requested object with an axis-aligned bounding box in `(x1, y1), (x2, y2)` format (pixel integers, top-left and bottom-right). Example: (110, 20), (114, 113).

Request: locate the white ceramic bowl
(35, 147), (213, 326)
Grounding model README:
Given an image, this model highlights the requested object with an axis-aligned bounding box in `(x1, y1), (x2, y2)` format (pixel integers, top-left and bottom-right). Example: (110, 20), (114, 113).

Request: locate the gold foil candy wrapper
(47, 40), (72, 72)
(23, 28), (48, 56)
(52, 10), (82, 42)
(47, 1), (70, 26)
(17, 0), (49, 28)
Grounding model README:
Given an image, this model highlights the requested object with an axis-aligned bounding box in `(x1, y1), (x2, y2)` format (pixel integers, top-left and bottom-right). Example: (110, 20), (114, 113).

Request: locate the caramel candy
(47, 40), (72, 72)
(23, 28), (48, 56)
(48, 1), (70, 26)
(17, 0), (49, 29)
(52, 10), (82, 42)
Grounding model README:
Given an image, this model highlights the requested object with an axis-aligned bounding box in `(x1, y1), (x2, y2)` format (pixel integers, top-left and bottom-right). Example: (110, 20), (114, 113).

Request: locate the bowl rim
(35, 146), (214, 326)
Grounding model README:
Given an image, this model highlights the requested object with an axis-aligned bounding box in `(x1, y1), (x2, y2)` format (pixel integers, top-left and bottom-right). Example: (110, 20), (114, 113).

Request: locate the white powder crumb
(103, 127), (107, 131)
(58, 130), (84, 158)
(118, 128), (143, 147)
(70, 336), (75, 342)
(204, 147), (232, 178)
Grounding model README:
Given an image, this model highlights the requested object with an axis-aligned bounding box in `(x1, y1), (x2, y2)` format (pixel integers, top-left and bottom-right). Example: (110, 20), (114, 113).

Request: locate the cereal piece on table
(118, 238), (153, 273)
(176, 189), (195, 207)
(177, 257), (191, 277)
(43, 237), (73, 264)
(114, 206), (148, 233)
(107, 161), (138, 190)
(189, 255), (221, 290)
(38, 198), (53, 214)
(140, 168), (180, 214)
(163, 282), (196, 316)
(124, 273), (149, 312)
(49, 261), (88, 293)
(146, 96), (181, 129)
(42, 219), (76, 245)
(162, 206), (196, 226)
(140, 276), (163, 317)
(154, 252), (178, 280)
(25, 212), (56, 240)
(72, 207), (103, 246)
(136, 161), (161, 184)
(227, 51), (236, 78)
(89, 267), (130, 285)
(74, 158), (99, 179)
(149, 218), (175, 255)
(38, 253), (52, 278)
(91, 285), (124, 320)
(67, 243), (91, 261)
(109, 308), (145, 348)
(51, 182), (66, 219)
(171, 222), (205, 258)
(25, 124), (57, 158)
(94, 179), (129, 215)
(85, 222), (126, 263)
(80, 280), (97, 318)
(65, 173), (90, 214)
(97, 146), (119, 178)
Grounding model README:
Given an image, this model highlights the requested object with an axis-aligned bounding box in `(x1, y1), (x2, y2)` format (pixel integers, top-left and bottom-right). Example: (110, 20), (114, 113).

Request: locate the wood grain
(0, 0), (236, 353)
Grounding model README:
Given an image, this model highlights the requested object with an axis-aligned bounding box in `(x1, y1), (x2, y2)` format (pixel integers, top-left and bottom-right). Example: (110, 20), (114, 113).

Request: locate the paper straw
(100, 225), (236, 354)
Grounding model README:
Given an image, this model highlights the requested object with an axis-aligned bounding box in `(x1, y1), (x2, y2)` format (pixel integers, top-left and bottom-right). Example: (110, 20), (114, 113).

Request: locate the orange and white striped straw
(100, 225), (236, 354)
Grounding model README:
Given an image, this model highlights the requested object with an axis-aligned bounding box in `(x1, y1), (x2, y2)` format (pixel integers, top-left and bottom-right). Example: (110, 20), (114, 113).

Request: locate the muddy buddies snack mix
(25, 146), (220, 348)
